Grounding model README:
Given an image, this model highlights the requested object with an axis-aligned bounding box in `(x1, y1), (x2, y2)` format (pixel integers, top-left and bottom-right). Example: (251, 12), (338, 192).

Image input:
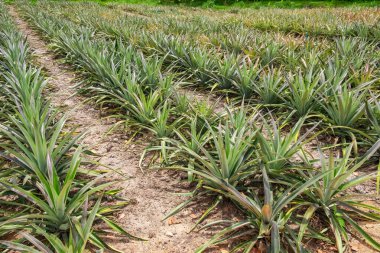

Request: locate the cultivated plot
(0, 1), (380, 252)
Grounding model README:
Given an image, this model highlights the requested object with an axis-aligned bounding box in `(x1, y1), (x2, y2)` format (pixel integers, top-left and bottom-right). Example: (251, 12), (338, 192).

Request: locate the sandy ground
(7, 5), (216, 253)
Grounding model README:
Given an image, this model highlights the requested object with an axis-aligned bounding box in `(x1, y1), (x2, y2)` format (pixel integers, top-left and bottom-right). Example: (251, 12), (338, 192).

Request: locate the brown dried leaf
(190, 213), (198, 219)
(167, 217), (180, 225)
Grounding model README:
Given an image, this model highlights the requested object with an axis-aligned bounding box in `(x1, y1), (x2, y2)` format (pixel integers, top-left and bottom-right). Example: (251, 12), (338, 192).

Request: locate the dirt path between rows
(8, 5), (212, 253)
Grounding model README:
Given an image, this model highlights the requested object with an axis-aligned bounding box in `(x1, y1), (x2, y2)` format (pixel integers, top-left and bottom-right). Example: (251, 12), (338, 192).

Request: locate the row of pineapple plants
(30, 1), (380, 40)
(24, 3), (378, 82)
(21, 2), (380, 149)
(0, 3), (140, 252)
(23, 2), (379, 71)
(52, 2), (378, 83)
(13, 1), (380, 252)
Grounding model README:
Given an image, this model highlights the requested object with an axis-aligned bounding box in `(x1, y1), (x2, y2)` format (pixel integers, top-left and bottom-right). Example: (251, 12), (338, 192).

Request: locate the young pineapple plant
(212, 54), (240, 90)
(254, 68), (287, 105)
(232, 59), (261, 99)
(163, 105), (258, 227)
(194, 166), (330, 253)
(286, 69), (326, 117)
(320, 85), (367, 130)
(297, 141), (380, 252)
(255, 116), (320, 173)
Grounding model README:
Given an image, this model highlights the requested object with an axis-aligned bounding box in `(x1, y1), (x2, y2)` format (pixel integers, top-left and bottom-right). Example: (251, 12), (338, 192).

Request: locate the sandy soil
(7, 5), (215, 253)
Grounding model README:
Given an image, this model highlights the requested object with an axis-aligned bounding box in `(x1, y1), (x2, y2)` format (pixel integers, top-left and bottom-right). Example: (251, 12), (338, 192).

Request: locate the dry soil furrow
(8, 5), (211, 253)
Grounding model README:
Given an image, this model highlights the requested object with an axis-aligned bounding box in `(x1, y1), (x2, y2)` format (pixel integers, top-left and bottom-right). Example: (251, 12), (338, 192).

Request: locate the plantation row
(32, 2), (380, 40)
(22, 2), (380, 148)
(6, 1), (380, 252)
(0, 3), (140, 252)
(28, 2), (380, 55)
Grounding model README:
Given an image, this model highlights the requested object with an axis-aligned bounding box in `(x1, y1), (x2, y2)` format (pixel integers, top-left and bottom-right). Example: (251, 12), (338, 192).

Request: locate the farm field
(0, 0), (380, 252)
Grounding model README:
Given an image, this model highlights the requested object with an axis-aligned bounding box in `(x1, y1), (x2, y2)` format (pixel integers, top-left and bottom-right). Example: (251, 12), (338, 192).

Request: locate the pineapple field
(0, 0), (380, 252)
